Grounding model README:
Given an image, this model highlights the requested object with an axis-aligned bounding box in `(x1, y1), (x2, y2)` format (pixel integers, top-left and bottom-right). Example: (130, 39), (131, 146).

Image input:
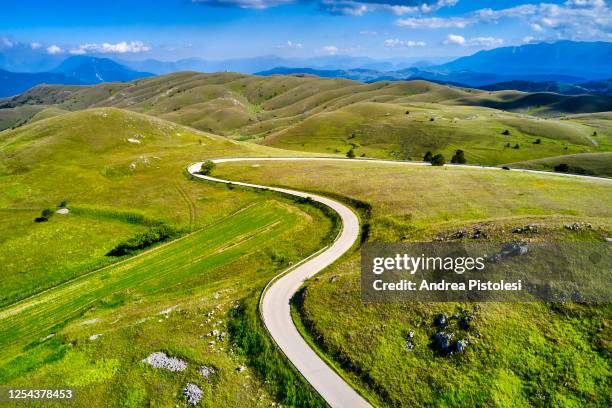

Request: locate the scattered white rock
(199, 365), (216, 378)
(159, 306), (178, 315)
(81, 318), (100, 326)
(56, 208), (69, 215)
(127, 138), (142, 144)
(183, 383), (203, 406)
(142, 352), (188, 372)
(43, 333), (56, 341)
(89, 334), (102, 341)
(237, 365), (246, 372)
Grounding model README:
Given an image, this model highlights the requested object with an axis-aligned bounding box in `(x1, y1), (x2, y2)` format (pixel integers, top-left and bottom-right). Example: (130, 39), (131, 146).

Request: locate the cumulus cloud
(395, 1), (611, 41)
(444, 34), (504, 47)
(46, 45), (63, 55)
(384, 38), (426, 47)
(69, 41), (151, 55)
(276, 40), (303, 49)
(396, 16), (469, 28)
(0, 37), (14, 48)
(192, 0), (458, 16)
(30, 42), (42, 50)
(359, 30), (378, 36)
(320, 45), (339, 55)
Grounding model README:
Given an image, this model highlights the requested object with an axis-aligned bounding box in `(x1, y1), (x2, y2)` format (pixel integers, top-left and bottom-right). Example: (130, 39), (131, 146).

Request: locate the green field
(0, 108), (336, 406)
(213, 160), (612, 407)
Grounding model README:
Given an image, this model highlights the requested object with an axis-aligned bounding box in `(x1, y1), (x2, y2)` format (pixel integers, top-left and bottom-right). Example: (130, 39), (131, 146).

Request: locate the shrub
(533, 138), (541, 144)
(450, 149), (467, 164)
(107, 225), (178, 256)
(513, 144), (520, 149)
(502, 129), (510, 135)
(346, 149), (355, 158)
(34, 208), (54, 223)
(423, 151), (433, 162)
(198, 160), (215, 175)
(505, 142), (511, 148)
(430, 154), (446, 166)
(554, 163), (569, 173)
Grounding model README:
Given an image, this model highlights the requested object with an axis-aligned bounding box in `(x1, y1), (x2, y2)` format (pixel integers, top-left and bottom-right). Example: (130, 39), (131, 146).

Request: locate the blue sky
(1, 0), (610, 60)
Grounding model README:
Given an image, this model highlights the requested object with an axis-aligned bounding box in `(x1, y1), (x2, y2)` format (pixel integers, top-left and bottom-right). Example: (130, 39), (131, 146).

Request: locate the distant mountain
(119, 55), (443, 75)
(0, 69), (83, 98)
(478, 80), (612, 96)
(435, 41), (612, 81)
(255, 67), (387, 82)
(52, 56), (154, 83)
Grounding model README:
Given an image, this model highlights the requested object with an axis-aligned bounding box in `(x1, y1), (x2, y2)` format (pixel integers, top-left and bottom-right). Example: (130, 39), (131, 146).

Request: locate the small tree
(35, 208), (54, 223)
(502, 129), (510, 135)
(505, 142), (511, 148)
(199, 160), (215, 175)
(533, 138), (541, 144)
(423, 151), (433, 162)
(346, 149), (355, 158)
(451, 149), (467, 164)
(430, 153), (446, 166)
(513, 143), (520, 149)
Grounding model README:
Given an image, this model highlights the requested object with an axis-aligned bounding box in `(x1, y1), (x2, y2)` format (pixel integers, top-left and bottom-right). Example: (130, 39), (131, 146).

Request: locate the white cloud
(0, 37), (14, 48)
(384, 38), (426, 47)
(444, 34), (504, 47)
(359, 30), (378, 36)
(396, 17), (470, 28)
(192, 0), (458, 16)
(69, 41), (151, 55)
(46, 45), (63, 55)
(522, 35), (536, 43)
(320, 45), (339, 55)
(444, 34), (466, 45)
(30, 42), (42, 50)
(277, 40), (303, 49)
(395, 1), (611, 40)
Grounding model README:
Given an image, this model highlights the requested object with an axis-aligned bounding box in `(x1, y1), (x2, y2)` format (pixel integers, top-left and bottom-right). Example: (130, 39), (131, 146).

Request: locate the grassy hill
(1, 72), (610, 167)
(0, 108), (335, 406)
(212, 159), (612, 407)
(507, 152), (612, 177)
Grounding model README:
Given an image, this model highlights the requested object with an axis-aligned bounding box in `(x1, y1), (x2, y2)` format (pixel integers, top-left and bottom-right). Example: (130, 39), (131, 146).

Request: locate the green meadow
(213, 160), (612, 407)
(0, 108), (334, 406)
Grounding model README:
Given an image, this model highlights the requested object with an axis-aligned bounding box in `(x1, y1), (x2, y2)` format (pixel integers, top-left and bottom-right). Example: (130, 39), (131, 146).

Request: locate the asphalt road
(188, 157), (611, 408)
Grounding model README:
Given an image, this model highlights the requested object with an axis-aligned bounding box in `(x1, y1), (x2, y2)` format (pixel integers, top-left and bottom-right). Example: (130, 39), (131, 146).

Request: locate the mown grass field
(0, 108), (335, 406)
(213, 160), (612, 407)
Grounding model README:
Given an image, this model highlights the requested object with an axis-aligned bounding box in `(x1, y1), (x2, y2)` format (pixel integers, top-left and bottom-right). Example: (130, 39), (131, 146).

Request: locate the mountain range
(0, 40), (610, 98)
(0, 56), (154, 97)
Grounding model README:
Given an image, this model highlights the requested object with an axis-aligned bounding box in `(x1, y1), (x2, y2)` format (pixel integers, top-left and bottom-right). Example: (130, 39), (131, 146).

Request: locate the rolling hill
(1, 72), (610, 167)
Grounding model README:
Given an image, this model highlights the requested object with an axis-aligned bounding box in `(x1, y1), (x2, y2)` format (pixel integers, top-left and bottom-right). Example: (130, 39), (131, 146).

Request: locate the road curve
(188, 159), (369, 408)
(187, 157), (611, 408)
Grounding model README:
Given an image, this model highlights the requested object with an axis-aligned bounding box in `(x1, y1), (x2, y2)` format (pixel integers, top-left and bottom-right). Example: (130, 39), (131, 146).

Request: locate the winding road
(188, 157), (611, 408)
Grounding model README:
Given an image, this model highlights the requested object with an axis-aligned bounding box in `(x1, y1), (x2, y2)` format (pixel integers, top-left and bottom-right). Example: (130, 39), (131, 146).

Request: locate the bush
(198, 160), (215, 175)
(450, 149), (467, 164)
(346, 149), (355, 158)
(423, 151), (433, 162)
(430, 154), (446, 166)
(513, 144), (520, 149)
(533, 138), (541, 144)
(554, 163), (569, 173)
(502, 129), (510, 135)
(34, 208), (54, 223)
(107, 225), (178, 256)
